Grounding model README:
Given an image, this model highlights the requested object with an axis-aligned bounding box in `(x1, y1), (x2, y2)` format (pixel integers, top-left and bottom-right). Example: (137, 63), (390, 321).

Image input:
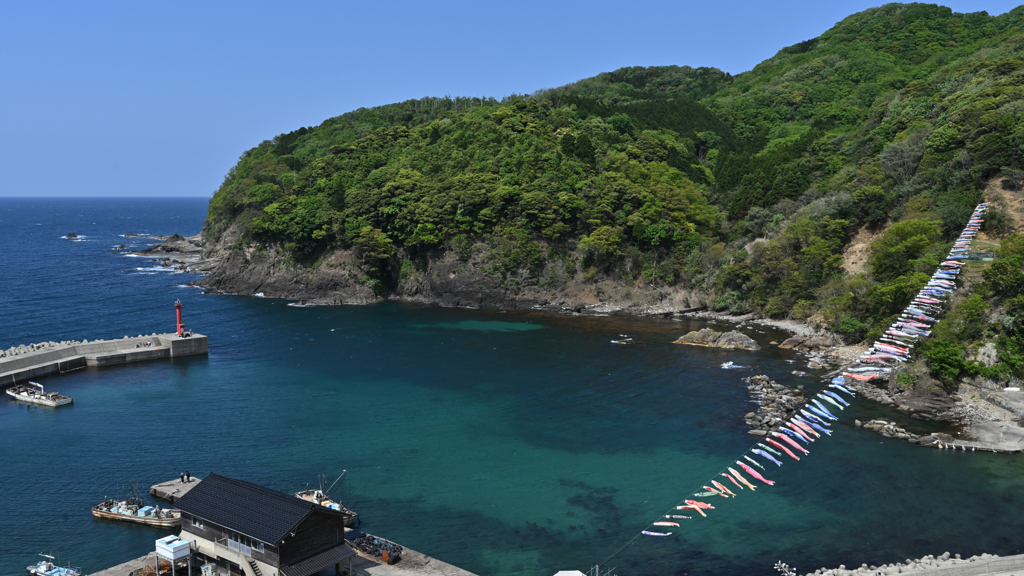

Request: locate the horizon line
(0, 196), (212, 199)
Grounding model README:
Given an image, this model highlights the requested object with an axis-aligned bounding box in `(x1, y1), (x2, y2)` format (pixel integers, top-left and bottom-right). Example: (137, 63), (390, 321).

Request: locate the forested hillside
(202, 3), (1024, 386)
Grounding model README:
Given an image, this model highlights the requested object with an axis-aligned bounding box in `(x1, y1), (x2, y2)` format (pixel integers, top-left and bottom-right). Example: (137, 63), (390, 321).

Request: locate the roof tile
(176, 473), (346, 545)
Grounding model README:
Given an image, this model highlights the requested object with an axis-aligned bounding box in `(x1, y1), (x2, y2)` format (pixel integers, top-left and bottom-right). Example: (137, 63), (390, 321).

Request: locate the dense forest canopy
(205, 3), (1024, 385)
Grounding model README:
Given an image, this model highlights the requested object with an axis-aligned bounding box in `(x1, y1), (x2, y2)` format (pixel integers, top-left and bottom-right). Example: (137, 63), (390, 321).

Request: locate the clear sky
(2, 1), (1020, 198)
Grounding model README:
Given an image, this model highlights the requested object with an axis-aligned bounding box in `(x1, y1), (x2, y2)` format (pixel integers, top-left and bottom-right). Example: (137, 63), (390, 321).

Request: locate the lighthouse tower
(175, 300), (185, 336)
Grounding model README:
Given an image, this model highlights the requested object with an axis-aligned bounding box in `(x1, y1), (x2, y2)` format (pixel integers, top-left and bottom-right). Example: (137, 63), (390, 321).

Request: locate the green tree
(355, 226), (394, 261)
(920, 338), (968, 392)
(868, 219), (941, 281)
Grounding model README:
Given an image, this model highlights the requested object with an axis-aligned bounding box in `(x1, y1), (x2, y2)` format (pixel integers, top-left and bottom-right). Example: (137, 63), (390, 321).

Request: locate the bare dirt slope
(984, 173), (1024, 232)
(841, 224), (883, 274)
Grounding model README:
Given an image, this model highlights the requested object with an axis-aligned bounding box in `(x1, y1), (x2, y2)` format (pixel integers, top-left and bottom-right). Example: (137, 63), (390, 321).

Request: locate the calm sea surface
(1, 198), (1022, 576)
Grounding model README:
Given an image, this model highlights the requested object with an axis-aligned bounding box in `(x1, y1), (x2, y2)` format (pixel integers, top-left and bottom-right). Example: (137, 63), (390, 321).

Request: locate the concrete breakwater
(797, 551), (1024, 576)
(0, 333), (207, 388)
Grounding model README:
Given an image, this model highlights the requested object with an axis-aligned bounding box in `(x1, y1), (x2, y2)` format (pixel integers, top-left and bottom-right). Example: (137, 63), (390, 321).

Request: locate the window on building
(192, 517), (204, 529)
(227, 532), (263, 555)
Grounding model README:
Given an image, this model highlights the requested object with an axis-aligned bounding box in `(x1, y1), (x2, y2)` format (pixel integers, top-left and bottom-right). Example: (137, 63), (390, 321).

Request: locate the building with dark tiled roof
(175, 473), (355, 576)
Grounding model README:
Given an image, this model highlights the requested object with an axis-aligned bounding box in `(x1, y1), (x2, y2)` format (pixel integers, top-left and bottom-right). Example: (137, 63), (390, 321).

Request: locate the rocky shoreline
(126, 233), (220, 275)
(686, 311), (1024, 454)
(127, 228), (713, 316)
(129, 235), (1024, 452)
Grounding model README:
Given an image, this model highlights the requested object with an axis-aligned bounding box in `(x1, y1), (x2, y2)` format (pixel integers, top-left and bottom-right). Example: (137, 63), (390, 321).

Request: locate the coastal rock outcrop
(673, 328), (760, 350)
(856, 419), (923, 442)
(743, 375), (805, 434)
(778, 333), (843, 351)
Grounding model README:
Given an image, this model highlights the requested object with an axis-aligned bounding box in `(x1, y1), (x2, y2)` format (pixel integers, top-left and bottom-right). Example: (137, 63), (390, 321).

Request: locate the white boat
(27, 554), (80, 576)
(295, 471), (358, 526)
(6, 382), (73, 407)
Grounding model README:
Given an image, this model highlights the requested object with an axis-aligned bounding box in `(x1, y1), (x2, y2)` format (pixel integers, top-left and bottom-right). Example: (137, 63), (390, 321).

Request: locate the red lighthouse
(175, 300), (184, 336)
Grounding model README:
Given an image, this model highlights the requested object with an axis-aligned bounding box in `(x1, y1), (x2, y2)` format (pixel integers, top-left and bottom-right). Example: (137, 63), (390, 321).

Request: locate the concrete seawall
(0, 333), (207, 388)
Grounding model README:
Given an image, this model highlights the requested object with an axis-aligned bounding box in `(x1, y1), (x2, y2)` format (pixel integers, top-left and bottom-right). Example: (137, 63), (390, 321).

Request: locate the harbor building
(175, 474), (355, 576)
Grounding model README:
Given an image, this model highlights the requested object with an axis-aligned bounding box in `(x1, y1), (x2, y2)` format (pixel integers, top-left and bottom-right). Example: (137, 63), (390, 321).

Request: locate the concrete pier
(347, 540), (477, 576)
(150, 477), (202, 503)
(87, 535), (476, 576)
(87, 552), (158, 576)
(0, 333), (207, 389)
(344, 529), (475, 576)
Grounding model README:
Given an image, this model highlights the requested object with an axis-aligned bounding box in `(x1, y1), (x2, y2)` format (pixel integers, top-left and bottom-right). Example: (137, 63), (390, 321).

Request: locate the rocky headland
(131, 233), (220, 275)
(132, 225), (713, 314)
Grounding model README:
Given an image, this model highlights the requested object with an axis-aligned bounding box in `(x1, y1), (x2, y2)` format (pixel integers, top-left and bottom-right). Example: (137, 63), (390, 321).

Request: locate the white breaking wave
(134, 266), (182, 274)
(720, 361), (746, 370)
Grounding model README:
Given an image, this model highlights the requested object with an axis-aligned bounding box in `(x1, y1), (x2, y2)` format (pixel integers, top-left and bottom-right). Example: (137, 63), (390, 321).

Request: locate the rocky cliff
(153, 223), (711, 315)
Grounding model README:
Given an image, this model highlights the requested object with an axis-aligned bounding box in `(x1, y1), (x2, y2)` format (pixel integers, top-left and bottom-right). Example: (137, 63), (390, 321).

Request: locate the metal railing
(214, 537), (251, 558)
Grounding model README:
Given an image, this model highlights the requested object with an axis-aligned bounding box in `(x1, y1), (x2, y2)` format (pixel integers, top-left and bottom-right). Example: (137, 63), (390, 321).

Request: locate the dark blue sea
(1, 198), (1022, 576)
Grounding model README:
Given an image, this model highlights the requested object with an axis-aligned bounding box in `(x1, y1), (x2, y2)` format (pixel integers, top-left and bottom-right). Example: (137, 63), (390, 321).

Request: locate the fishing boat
(295, 471), (358, 526)
(27, 554), (81, 576)
(6, 382), (73, 407)
(92, 482), (181, 527)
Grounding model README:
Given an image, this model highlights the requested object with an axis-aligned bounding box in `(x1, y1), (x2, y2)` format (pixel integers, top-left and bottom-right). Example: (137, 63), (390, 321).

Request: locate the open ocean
(1, 198), (1022, 576)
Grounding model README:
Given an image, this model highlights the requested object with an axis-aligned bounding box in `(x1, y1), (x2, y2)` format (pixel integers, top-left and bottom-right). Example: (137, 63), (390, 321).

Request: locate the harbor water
(1, 198), (1023, 576)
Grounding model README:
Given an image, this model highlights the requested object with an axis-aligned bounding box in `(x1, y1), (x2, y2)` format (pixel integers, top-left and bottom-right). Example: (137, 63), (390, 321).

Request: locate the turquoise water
(1, 199), (1023, 576)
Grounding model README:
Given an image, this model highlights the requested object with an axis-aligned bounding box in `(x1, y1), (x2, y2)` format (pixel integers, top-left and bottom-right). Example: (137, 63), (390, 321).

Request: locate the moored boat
(92, 499), (181, 527)
(92, 482), (181, 527)
(295, 471), (358, 527)
(27, 554), (80, 576)
(7, 382), (73, 407)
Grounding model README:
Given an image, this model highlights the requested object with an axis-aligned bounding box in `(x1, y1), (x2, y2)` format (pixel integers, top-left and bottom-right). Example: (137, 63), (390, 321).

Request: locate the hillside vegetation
(203, 3), (1024, 386)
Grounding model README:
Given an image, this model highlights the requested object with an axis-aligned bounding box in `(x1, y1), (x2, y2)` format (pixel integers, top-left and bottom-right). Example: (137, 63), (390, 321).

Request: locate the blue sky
(1, 1), (1020, 198)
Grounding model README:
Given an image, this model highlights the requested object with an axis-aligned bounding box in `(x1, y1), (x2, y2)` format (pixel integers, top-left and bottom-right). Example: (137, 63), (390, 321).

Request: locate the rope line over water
(592, 202), (990, 571)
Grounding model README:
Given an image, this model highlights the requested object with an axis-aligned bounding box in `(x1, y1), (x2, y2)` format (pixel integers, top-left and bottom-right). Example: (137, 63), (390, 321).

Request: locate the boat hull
(295, 491), (358, 527)
(91, 506), (181, 527)
(6, 388), (73, 407)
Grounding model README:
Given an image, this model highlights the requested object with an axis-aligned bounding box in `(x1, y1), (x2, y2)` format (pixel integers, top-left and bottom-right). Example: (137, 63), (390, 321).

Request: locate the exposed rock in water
(66, 232), (77, 239)
(743, 374), (805, 433)
(778, 333), (843, 351)
(861, 419), (922, 441)
(673, 328), (760, 350)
